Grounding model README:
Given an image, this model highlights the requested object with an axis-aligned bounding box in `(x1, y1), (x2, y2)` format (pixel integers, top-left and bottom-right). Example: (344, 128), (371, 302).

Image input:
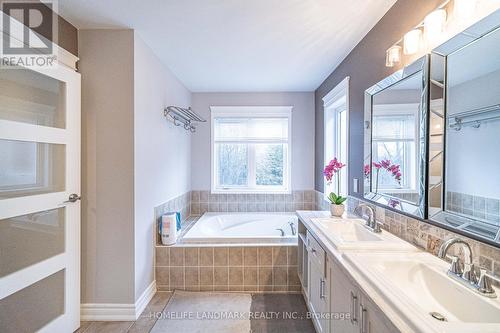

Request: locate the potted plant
(323, 158), (347, 217)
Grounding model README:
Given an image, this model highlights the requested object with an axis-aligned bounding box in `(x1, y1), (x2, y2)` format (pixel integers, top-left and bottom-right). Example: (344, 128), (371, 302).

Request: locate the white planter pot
(330, 204), (345, 217)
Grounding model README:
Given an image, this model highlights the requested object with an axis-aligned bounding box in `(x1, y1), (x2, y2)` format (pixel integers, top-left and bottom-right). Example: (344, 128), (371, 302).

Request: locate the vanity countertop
(296, 210), (500, 333)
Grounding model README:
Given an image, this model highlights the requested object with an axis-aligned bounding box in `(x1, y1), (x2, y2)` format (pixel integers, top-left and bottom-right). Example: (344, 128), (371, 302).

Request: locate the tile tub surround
(154, 191), (191, 221)
(190, 190), (316, 214)
(154, 191), (192, 244)
(155, 245), (300, 293)
(446, 191), (500, 225)
(314, 190), (500, 284)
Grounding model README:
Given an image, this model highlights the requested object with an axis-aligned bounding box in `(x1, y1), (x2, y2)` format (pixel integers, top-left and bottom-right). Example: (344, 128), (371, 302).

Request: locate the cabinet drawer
(307, 231), (325, 271)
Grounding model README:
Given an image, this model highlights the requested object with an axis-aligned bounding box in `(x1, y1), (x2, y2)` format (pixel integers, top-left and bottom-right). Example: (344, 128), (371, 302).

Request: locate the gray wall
(79, 29), (136, 304)
(133, 33), (192, 301)
(314, 0), (442, 196)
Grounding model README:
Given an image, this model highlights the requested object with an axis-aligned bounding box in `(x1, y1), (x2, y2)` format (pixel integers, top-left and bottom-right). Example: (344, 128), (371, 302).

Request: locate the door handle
(360, 304), (367, 333)
(350, 290), (358, 324)
(63, 193), (81, 203)
(320, 278), (326, 299)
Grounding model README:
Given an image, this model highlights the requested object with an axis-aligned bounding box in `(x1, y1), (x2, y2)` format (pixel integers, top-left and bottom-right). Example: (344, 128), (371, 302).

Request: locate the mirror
(429, 12), (500, 245)
(364, 56), (428, 218)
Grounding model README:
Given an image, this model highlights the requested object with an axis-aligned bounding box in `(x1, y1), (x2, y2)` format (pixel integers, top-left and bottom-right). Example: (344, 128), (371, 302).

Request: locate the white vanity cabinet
(330, 261), (398, 333)
(307, 231), (330, 333)
(359, 295), (399, 333)
(298, 232), (308, 298)
(298, 218), (399, 333)
(330, 260), (359, 333)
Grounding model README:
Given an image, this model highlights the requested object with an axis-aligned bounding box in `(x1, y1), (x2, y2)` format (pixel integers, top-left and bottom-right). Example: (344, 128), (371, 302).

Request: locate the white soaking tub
(182, 213), (298, 244)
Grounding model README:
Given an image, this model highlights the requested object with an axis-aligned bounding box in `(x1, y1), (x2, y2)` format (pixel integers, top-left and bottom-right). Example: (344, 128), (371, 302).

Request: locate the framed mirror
(429, 10), (500, 246)
(363, 56), (429, 218)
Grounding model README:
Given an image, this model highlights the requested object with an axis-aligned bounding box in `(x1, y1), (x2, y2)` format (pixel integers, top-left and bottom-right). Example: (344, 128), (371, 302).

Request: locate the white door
(0, 62), (81, 333)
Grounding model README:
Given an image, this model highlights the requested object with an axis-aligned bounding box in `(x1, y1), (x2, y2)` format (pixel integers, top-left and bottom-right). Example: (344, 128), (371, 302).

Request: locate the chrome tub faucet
(289, 221), (296, 236)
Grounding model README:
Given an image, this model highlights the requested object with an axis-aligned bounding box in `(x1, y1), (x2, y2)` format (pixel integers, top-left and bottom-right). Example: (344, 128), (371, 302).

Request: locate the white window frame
(371, 103), (419, 193)
(210, 106), (292, 194)
(323, 77), (350, 200)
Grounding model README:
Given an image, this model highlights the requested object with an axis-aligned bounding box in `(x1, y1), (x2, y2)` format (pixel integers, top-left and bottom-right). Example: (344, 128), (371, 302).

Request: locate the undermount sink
(345, 252), (500, 332)
(310, 217), (416, 251)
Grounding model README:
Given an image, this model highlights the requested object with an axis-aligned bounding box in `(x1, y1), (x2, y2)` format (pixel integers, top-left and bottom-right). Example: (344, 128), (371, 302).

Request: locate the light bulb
(403, 29), (422, 55)
(385, 45), (402, 67)
(424, 9), (447, 46)
(454, 0), (477, 21)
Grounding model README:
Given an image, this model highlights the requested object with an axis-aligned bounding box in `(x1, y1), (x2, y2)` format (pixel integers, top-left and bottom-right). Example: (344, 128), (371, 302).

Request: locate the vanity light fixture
(385, 45), (402, 67)
(424, 9), (447, 46)
(384, 0), (480, 68)
(403, 29), (422, 55)
(453, 0), (477, 21)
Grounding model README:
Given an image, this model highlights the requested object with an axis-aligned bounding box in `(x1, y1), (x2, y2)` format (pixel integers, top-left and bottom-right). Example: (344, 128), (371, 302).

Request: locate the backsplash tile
(190, 190), (316, 214)
(318, 192), (500, 285)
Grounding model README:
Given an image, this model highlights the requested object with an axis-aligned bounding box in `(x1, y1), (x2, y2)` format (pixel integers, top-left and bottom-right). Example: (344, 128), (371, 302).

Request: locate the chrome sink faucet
(438, 237), (500, 298)
(353, 203), (381, 233)
(438, 237), (476, 282)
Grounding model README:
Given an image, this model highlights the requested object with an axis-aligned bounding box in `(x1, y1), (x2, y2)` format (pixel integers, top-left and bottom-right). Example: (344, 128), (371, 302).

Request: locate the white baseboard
(134, 280), (157, 319)
(80, 303), (137, 321)
(81, 281), (157, 321)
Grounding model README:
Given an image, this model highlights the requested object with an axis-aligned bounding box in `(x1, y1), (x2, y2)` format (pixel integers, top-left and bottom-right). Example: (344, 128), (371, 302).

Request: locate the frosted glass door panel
(0, 208), (65, 277)
(0, 270), (64, 333)
(0, 139), (65, 199)
(0, 51), (81, 332)
(0, 68), (66, 128)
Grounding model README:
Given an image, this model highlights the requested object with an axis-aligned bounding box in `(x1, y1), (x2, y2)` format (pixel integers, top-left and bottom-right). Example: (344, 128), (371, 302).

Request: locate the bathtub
(182, 213), (298, 244)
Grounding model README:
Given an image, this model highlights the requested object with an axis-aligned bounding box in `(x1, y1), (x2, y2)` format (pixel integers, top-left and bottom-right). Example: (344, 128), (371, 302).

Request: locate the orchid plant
(364, 159), (402, 193)
(323, 158), (346, 205)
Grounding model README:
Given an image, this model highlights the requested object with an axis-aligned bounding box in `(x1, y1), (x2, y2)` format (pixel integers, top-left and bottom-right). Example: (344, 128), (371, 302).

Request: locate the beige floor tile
(128, 292), (172, 333)
(83, 321), (133, 333)
(74, 321), (92, 333)
(144, 292), (172, 312)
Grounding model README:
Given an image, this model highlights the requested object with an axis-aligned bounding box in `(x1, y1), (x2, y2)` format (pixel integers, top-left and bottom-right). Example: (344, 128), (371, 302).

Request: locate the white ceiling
(59, 0), (397, 92)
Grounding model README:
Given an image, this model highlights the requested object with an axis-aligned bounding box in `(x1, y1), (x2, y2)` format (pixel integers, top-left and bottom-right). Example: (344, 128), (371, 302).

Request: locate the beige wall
(79, 29), (193, 305)
(3, 3), (79, 56)
(79, 29), (136, 303)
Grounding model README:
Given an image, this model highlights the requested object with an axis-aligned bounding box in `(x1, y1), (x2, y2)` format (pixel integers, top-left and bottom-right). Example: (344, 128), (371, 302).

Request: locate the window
(211, 106), (291, 193)
(323, 77), (349, 198)
(371, 105), (418, 191)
